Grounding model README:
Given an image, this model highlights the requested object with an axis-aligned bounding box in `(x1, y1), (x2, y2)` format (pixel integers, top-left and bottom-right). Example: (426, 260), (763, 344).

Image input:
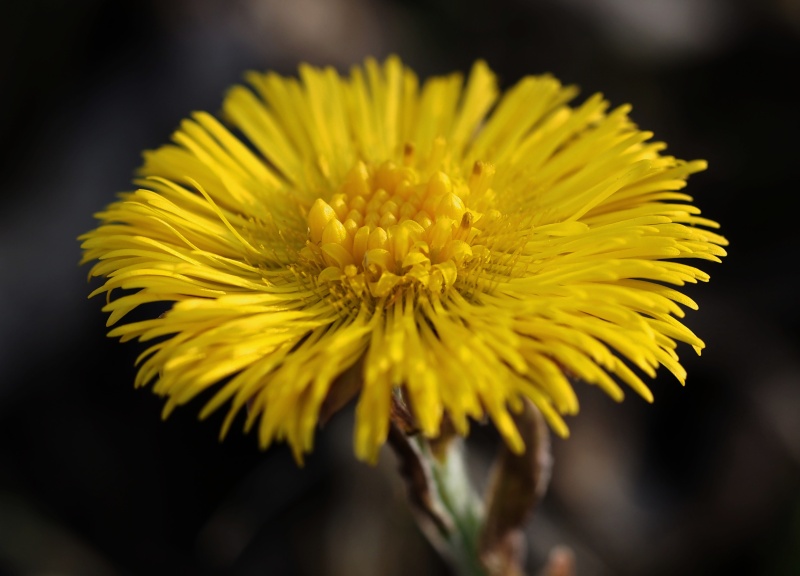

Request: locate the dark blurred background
(1, 1), (799, 575)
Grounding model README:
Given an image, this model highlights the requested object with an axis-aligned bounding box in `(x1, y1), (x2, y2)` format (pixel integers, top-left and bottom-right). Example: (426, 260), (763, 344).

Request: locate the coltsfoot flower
(80, 56), (727, 463)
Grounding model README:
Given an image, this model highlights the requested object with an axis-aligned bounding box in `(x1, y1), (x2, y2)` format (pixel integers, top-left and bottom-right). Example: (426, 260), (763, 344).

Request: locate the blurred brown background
(1, 1), (799, 575)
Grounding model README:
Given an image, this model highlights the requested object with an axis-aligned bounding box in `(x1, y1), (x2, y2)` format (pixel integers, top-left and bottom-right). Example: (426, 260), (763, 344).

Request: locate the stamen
(304, 156), (494, 299)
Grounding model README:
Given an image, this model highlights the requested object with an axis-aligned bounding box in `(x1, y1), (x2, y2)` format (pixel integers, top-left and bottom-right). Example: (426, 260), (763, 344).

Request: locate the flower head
(80, 56), (727, 463)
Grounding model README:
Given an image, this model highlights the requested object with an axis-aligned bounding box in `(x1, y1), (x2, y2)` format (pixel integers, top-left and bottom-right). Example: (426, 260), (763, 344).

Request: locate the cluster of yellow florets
(302, 151), (500, 301)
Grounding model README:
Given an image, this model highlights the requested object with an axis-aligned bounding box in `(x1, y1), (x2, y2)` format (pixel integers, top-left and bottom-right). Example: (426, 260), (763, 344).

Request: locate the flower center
(303, 158), (495, 300)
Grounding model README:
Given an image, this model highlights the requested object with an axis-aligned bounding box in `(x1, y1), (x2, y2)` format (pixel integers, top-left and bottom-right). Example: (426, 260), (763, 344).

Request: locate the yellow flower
(80, 56), (727, 464)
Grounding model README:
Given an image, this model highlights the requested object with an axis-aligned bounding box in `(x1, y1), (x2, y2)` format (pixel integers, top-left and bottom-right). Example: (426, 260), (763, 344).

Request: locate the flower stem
(388, 400), (554, 576)
(419, 436), (488, 576)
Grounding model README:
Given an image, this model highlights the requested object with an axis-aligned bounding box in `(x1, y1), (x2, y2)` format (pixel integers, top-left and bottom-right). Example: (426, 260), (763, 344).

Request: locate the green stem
(391, 400), (551, 576)
(416, 436), (488, 576)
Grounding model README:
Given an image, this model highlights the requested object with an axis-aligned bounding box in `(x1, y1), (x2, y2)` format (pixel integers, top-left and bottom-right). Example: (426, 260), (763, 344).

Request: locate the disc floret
(303, 157), (494, 301)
